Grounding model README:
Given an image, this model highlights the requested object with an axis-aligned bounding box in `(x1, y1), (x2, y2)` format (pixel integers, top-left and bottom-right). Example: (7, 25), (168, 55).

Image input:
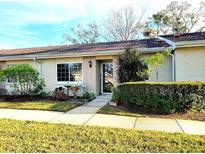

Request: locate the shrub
(89, 92), (95, 98)
(0, 64), (45, 96)
(31, 78), (46, 96)
(0, 88), (7, 96)
(113, 81), (205, 113)
(111, 87), (120, 103)
(117, 48), (149, 83)
(82, 91), (95, 99)
(52, 87), (67, 101)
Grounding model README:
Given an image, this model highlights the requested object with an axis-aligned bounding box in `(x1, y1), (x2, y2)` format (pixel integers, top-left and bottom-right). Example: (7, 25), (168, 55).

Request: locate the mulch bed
(0, 95), (95, 103)
(1, 95), (52, 102)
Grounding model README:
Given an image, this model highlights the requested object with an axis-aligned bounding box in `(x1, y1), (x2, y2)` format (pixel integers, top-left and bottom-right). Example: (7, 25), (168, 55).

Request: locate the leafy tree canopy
(145, 1), (205, 36)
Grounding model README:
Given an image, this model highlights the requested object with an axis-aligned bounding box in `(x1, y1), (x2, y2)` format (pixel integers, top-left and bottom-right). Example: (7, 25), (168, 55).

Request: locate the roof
(0, 38), (169, 57)
(160, 32), (205, 42)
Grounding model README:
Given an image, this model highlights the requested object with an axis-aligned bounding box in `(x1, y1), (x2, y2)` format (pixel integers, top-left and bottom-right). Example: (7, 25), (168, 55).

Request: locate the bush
(82, 91), (95, 99)
(117, 48), (149, 83)
(113, 81), (205, 113)
(111, 87), (120, 103)
(31, 78), (46, 96)
(0, 88), (7, 96)
(52, 87), (67, 101)
(0, 64), (45, 96)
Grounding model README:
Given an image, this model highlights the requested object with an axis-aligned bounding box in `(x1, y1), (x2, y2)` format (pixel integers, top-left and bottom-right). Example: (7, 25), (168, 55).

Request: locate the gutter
(157, 36), (176, 81)
(33, 56), (42, 78)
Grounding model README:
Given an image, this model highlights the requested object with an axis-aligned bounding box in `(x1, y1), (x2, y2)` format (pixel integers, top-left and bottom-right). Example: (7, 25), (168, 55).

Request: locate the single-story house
(0, 32), (205, 95)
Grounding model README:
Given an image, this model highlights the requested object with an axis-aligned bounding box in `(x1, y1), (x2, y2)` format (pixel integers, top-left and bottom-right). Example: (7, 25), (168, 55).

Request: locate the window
(57, 63), (82, 82)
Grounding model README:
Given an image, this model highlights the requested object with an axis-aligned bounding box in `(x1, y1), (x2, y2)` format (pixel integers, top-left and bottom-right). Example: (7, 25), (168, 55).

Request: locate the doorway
(101, 63), (113, 94)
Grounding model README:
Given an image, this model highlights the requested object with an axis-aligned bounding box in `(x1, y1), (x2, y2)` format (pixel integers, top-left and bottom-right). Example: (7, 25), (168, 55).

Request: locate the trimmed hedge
(113, 81), (205, 113)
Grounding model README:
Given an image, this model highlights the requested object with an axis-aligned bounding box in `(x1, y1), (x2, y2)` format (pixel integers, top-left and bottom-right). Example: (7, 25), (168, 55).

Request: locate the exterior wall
(143, 54), (173, 82)
(47, 57), (82, 92)
(3, 57), (83, 94)
(82, 57), (97, 94)
(0, 52), (173, 95)
(175, 46), (205, 81)
(95, 60), (101, 95)
(112, 56), (118, 86)
(108, 53), (173, 84)
(0, 56), (115, 95)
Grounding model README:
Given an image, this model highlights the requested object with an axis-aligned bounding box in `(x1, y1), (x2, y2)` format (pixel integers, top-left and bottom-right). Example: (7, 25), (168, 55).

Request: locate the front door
(101, 63), (113, 93)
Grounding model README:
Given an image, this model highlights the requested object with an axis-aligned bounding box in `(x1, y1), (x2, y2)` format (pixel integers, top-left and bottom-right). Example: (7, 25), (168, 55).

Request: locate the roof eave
(0, 47), (171, 61)
(175, 40), (205, 48)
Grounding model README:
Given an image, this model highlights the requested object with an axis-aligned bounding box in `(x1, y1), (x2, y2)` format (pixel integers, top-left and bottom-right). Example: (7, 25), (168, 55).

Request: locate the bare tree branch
(102, 6), (145, 41)
(63, 22), (101, 45)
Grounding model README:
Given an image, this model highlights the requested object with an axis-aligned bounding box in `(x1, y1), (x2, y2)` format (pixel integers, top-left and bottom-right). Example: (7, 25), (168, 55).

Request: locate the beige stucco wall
(112, 56), (119, 86)
(2, 57), (84, 94)
(82, 57), (97, 94)
(0, 52), (173, 95)
(95, 60), (101, 95)
(175, 46), (205, 81)
(45, 57), (83, 92)
(0, 56), (115, 95)
(143, 54), (173, 82)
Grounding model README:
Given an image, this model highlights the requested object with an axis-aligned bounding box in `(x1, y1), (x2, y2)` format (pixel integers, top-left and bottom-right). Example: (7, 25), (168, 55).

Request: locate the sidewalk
(0, 108), (205, 135)
(66, 94), (112, 114)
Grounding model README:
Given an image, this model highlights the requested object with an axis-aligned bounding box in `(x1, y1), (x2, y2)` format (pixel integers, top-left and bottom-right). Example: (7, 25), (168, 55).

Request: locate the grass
(98, 105), (205, 121)
(0, 100), (80, 112)
(98, 104), (145, 117)
(0, 119), (204, 153)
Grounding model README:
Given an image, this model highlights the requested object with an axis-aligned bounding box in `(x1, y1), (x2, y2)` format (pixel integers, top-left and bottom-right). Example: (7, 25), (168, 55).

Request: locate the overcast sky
(0, 0), (203, 49)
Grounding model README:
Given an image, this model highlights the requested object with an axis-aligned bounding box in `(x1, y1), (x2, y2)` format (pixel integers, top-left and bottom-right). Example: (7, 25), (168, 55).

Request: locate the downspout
(157, 36), (176, 82)
(170, 51), (176, 81)
(33, 56), (42, 78)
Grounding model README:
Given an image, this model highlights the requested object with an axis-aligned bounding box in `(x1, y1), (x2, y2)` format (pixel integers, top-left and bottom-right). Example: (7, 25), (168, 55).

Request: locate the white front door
(101, 63), (113, 94)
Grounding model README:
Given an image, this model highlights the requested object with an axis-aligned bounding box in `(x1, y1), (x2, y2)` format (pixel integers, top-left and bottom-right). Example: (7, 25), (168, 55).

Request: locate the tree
(117, 48), (149, 83)
(103, 6), (145, 41)
(63, 22), (101, 44)
(0, 64), (45, 95)
(146, 51), (170, 82)
(147, 1), (205, 35)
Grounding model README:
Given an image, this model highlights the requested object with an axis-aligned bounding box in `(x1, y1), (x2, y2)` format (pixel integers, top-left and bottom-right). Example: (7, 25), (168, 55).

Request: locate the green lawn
(98, 105), (205, 121)
(0, 100), (80, 112)
(0, 119), (204, 152)
(98, 104), (144, 117)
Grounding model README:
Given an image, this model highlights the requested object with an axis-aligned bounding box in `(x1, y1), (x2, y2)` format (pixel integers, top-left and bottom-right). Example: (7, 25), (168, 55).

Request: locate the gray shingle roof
(160, 32), (205, 42)
(0, 38), (170, 57)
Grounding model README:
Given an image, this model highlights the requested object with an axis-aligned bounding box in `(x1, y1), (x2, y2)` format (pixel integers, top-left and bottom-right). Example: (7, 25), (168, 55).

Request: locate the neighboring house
(0, 32), (205, 95)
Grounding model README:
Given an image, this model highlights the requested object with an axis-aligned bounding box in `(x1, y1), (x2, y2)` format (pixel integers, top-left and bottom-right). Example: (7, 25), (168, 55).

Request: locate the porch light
(88, 60), (92, 68)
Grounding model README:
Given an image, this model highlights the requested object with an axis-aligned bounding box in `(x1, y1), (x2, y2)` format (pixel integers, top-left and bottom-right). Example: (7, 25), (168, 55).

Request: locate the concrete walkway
(0, 108), (205, 135)
(66, 94), (112, 114)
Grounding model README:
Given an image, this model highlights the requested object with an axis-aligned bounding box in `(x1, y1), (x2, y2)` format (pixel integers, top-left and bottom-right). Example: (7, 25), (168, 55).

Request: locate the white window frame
(56, 62), (83, 84)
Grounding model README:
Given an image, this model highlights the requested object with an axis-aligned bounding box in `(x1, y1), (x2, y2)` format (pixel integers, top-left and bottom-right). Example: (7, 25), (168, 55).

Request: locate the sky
(0, 0), (203, 49)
